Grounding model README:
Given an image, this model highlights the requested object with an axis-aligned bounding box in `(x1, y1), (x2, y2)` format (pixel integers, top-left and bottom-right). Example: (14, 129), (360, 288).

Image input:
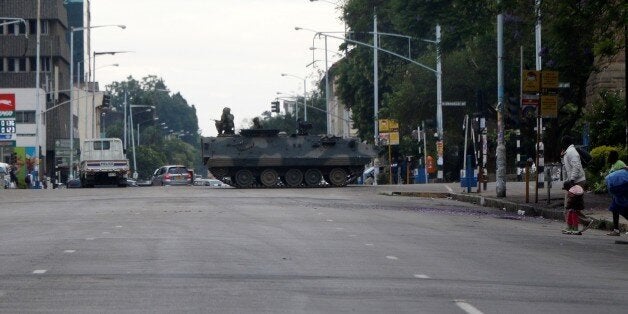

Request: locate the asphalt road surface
(0, 186), (626, 313)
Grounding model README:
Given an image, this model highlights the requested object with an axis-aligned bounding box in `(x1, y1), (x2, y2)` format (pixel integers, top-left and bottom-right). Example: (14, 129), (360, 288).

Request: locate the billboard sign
(0, 93), (16, 118)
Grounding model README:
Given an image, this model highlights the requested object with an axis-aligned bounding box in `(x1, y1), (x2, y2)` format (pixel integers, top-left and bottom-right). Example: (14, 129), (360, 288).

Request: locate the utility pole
(373, 13), (379, 146)
(436, 24), (443, 180)
(496, 2), (507, 197)
(534, 0), (545, 202)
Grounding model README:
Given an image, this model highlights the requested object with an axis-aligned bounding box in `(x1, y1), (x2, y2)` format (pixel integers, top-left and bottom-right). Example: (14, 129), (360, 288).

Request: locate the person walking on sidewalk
(560, 135), (592, 232)
(605, 151), (628, 236)
(562, 184), (586, 235)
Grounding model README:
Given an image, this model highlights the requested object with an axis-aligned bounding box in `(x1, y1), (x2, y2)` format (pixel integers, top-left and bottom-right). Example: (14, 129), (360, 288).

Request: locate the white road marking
(86, 238), (95, 241)
(386, 255), (398, 260)
(413, 274), (430, 279)
(102, 232), (110, 234)
(348, 234), (357, 237)
(32, 270), (47, 274)
(326, 219), (334, 222)
(115, 225), (123, 228)
(454, 300), (484, 314)
(445, 185), (454, 193)
(64, 250), (76, 253)
(365, 243), (373, 246)
(335, 227), (344, 230)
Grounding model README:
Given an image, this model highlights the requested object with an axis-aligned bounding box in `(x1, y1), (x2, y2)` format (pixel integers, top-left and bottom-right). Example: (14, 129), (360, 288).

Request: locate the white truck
(79, 138), (129, 187)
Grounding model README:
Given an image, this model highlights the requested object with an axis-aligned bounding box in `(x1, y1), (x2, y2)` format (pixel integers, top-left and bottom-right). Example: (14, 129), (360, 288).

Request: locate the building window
(8, 58), (16, 72)
(15, 111), (37, 124)
(28, 20), (48, 35)
(18, 58), (26, 72)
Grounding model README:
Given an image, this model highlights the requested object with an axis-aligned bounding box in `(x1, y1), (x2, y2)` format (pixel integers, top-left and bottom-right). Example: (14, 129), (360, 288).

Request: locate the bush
(588, 146), (628, 193)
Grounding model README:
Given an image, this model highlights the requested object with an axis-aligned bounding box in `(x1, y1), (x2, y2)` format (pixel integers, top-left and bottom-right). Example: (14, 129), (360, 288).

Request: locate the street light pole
(129, 105), (154, 179)
(373, 14), (379, 146)
(92, 49), (130, 138)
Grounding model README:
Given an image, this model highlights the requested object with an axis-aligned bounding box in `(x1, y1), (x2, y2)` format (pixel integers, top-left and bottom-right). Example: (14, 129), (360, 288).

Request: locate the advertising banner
(13, 147), (37, 189)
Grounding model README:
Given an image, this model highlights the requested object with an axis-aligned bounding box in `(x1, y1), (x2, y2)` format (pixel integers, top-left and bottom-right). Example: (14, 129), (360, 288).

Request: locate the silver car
(151, 165), (192, 186)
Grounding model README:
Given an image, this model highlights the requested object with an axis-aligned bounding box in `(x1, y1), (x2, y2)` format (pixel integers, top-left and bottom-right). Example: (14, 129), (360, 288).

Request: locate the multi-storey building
(0, 0), (80, 183)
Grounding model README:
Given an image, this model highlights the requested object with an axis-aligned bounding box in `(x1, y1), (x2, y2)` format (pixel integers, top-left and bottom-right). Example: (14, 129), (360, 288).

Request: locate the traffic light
(271, 101), (280, 113)
(102, 94), (111, 108)
(506, 96), (520, 128)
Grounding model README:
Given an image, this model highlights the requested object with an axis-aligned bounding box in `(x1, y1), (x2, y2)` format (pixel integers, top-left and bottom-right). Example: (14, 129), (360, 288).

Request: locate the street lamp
(129, 105), (155, 179)
(95, 63), (119, 70)
(125, 88), (169, 147)
(92, 50), (131, 139)
(68, 24), (125, 179)
(281, 73), (307, 121)
(296, 25), (443, 176)
(137, 117), (159, 146)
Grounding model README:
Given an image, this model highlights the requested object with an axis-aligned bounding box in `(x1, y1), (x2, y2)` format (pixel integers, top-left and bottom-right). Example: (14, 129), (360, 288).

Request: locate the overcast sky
(89, 0), (346, 136)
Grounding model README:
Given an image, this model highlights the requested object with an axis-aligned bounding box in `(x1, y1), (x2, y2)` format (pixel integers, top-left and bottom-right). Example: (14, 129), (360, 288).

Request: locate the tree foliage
(333, 0), (626, 180)
(103, 76), (203, 179)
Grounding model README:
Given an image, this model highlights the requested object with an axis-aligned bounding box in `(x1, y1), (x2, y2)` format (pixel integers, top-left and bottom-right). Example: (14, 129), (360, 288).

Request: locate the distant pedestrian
(9, 167), (17, 188)
(605, 151), (628, 236)
(24, 173), (31, 189)
(560, 135), (592, 232)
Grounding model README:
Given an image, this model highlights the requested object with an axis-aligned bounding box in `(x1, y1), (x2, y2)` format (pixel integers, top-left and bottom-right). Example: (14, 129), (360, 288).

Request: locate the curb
(388, 191), (624, 231)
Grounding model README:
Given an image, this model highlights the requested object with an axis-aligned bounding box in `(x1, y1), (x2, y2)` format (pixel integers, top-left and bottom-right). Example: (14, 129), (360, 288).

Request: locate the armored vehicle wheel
(304, 169), (323, 186)
(283, 169), (303, 187)
(235, 169), (255, 188)
(328, 168), (348, 187)
(260, 169), (279, 187)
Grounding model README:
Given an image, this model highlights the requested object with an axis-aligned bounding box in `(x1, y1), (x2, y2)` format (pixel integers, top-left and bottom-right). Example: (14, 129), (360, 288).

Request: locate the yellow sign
(378, 119), (399, 133)
(388, 132), (399, 145)
(522, 70), (540, 93)
(541, 95), (558, 118)
(541, 71), (559, 89)
(378, 132), (399, 146)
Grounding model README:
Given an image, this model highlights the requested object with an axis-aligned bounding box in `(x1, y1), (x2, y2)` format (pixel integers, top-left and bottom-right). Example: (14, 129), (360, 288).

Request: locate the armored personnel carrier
(201, 129), (376, 188)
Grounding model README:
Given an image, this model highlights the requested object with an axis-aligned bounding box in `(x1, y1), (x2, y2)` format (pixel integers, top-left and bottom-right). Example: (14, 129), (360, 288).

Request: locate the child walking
(562, 185), (586, 235)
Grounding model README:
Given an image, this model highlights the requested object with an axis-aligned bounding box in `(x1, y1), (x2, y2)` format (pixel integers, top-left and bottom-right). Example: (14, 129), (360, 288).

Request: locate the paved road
(0, 186), (626, 313)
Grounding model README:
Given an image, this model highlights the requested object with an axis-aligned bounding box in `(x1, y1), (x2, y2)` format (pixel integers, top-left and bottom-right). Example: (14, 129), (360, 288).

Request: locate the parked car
(151, 165), (192, 186)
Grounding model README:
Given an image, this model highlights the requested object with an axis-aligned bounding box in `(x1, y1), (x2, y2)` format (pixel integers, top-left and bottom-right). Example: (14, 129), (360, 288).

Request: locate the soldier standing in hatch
(215, 107), (235, 135)
(252, 117), (263, 129)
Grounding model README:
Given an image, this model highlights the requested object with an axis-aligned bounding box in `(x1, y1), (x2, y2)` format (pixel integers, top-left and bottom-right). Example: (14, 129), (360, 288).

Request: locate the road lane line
(386, 255), (398, 260)
(413, 274), (430, 279)
(32, 270), (47, 274)
(64, 250), (76, 253)
(454, 300), (484, 314)
(86, 238), (95, 241)
(445, 185), (454, 193)
(365, 243), (373, 246)
(326, 219), (334, 222)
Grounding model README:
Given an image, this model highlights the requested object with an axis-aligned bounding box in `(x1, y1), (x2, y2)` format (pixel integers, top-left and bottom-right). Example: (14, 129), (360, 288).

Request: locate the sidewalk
(377, 180), (623, 232)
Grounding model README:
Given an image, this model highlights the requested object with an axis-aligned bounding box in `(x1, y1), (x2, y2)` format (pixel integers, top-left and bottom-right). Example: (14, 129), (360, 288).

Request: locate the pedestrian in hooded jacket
(560, 135), (592, 233)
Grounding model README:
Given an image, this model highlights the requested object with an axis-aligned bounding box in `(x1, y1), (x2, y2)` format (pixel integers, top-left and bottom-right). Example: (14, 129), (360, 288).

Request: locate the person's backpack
(575, 146), (592, 167)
